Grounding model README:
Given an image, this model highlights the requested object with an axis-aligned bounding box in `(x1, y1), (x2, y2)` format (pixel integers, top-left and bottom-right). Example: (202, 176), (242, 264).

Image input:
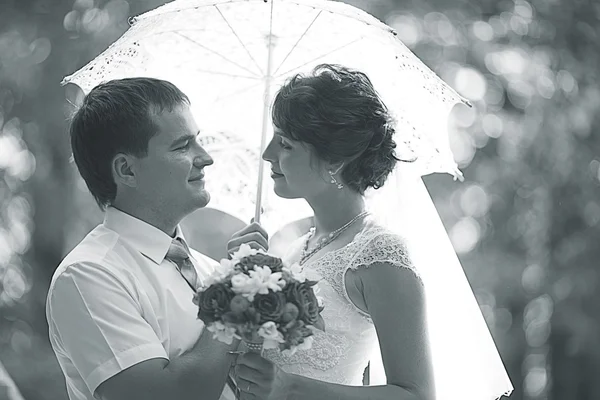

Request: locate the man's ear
(112, 153), (137, 188)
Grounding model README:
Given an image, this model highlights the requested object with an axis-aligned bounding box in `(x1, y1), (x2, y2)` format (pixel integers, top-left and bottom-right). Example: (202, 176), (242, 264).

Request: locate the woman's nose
(262, 138), (276, 162)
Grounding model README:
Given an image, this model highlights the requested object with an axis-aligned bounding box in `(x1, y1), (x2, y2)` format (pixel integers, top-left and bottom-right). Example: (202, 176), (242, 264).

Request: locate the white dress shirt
(46, 207), (235, 400)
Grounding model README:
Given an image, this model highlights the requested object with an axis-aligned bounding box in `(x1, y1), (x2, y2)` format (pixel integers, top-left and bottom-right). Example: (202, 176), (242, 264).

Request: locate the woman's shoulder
(349, 222), (420, 280)
(356, 221), (408, 250)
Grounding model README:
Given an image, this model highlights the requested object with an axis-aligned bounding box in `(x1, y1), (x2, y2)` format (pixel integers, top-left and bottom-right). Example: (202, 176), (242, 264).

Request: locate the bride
(230, 64), (513, 400)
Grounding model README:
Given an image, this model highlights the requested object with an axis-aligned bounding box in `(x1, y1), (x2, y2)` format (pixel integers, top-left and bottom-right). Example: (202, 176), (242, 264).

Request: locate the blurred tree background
(0, 0), (598, 399)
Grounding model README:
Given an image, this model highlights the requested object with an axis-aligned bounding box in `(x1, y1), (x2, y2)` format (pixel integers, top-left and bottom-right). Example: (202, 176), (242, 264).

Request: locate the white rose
(230, 243), (260, 263)
(218, 258), (235, 274)
(283, 262), (306, 283)
(258, 321), (285, 349)
(200, 259), (236, 290)
(296, 335), (314, 351)
(263, 338), (283, 350)
(249, 266), (286, 295)
(207, 321), (240, 345)
(231, 273), (250, 292)
(231, 273), (261, 301)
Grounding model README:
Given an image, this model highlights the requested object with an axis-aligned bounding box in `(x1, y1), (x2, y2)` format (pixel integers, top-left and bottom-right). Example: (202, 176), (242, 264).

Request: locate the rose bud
(230, 294), (251, 314)
(244, 306), (262, 324)
(281, 303), (299, 323)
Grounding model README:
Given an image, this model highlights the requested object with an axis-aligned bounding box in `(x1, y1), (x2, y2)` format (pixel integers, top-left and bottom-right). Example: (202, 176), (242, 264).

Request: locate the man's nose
(194, 147), (213, 167)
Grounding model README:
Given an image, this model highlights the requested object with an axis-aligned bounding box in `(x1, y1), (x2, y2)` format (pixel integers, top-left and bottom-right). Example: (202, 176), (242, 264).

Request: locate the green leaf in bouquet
(313, 314), (326, 332)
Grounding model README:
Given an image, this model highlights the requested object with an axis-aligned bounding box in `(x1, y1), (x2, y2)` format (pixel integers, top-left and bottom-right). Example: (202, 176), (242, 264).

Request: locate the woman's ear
(328, 162), (345, 175)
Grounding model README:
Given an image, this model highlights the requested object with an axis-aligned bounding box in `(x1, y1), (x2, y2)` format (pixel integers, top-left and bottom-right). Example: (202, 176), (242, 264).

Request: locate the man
(46, 78), (267, 400)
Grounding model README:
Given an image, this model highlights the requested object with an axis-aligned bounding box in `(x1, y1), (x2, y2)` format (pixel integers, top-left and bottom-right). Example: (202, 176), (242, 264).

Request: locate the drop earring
(328, 170), (344, 189)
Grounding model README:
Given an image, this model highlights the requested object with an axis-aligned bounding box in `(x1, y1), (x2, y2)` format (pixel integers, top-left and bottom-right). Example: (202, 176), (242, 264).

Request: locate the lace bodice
(263, 223), (420, 385)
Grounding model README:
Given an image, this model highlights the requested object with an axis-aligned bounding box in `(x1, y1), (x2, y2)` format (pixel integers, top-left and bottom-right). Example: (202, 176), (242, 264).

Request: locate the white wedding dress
(263, 222), (417, 385)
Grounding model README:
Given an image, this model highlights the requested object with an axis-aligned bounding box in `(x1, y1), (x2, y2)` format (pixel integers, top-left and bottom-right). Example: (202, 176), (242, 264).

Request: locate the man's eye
(179, 141), (190, 150)
(279, 140), (291, 149)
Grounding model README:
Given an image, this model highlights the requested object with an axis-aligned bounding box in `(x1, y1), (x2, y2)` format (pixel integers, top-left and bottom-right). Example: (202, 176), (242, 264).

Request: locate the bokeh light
(0, 0), (598, 399)
(449, 216), (481, 254)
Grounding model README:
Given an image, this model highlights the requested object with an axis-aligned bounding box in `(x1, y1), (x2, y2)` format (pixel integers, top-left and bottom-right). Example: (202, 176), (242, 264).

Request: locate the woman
(232, 64), (512, 400)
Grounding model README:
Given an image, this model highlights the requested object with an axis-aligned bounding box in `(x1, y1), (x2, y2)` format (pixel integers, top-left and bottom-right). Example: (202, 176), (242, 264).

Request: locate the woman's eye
(179, 141), (190, 150)
(279, 140), (291, 149)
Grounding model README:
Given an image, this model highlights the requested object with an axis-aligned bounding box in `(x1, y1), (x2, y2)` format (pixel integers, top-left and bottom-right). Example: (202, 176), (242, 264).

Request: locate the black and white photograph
(0, 0), (597, 400)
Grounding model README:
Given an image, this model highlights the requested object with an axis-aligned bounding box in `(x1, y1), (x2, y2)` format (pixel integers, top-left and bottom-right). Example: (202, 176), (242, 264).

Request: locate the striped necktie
(166, 238), (238, 396)
(165, 238), (199, 291)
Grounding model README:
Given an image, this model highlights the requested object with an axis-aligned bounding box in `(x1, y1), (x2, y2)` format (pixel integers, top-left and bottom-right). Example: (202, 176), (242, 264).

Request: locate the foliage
(0, 0), (598, 399)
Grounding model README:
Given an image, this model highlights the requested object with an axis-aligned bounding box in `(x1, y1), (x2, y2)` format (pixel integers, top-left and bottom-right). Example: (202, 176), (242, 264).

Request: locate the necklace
(299, 210), (369, 265)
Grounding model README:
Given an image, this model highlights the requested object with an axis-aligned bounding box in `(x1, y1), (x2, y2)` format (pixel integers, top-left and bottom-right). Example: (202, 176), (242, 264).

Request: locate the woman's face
(262, 127), (332, 199)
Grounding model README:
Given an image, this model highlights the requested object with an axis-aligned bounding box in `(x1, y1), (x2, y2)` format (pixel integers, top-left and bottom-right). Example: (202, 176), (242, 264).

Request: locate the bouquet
(193, 244), (324, 355)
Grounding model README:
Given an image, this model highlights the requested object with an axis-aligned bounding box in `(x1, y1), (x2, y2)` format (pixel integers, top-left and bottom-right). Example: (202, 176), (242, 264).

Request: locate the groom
(46, 77), (268, 400)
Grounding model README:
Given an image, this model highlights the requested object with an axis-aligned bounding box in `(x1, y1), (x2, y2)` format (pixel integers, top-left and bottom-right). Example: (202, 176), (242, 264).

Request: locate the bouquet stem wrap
(244, 340), (264, 354)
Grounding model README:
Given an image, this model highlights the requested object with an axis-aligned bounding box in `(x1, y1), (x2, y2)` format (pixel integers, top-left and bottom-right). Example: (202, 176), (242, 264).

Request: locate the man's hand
(227, 221), (269, 255)
(233, 352), (290, 400)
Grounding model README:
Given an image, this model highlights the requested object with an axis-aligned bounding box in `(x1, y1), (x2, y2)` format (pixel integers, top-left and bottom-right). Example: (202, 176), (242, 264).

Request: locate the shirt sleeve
(48, 262), (168, 395)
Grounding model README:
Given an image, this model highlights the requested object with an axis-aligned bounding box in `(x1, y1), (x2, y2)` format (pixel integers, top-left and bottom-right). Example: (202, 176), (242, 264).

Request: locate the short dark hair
(69, 77), (190, 209)
(272, 64), (400, 194)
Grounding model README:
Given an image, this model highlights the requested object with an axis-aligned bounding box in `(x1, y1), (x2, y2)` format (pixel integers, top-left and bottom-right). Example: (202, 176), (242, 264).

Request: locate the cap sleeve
(349, 231), (422, 284)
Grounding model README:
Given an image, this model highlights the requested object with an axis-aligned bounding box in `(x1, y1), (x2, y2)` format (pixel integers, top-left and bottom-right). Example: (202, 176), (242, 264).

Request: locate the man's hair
(70, 77), (190, 209)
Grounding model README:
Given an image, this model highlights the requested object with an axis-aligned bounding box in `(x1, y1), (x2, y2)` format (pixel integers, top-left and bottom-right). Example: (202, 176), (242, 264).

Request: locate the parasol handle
(254, 80), (271, 224)
(254, 0), (276, 224)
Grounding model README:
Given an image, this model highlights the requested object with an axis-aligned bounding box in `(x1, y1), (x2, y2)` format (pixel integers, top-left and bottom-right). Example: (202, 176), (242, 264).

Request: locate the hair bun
(349, 120), (399, 191)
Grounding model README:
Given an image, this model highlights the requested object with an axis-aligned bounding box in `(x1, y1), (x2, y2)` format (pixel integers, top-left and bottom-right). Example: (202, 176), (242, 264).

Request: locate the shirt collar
(103, 206), (189, 265)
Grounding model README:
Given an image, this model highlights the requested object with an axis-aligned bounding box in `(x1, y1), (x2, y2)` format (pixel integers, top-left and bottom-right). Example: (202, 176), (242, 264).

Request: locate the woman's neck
(306, 189), (366, 236)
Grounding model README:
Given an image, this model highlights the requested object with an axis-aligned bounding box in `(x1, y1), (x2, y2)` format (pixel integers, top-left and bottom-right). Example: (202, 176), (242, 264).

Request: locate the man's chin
(197, 190), (211, 207)
(184, 189), (210, 211)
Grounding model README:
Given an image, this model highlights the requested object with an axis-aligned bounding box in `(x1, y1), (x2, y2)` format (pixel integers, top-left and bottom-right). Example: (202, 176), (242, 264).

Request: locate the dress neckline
(297, 221), (382, 267)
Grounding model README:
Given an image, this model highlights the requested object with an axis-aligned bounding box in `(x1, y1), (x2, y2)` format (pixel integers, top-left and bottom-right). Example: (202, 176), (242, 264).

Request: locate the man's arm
(96, 329), (238, 400)
(48, 263), (236, 400)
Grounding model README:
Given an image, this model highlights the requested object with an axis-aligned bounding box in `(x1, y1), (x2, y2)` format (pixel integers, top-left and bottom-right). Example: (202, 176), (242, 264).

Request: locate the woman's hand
(233, 352), (291, 400)
(227, 221), (269, 255)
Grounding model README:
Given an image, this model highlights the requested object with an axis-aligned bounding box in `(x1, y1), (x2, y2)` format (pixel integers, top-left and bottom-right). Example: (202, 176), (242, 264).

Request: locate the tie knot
(166, 238), (190, 263)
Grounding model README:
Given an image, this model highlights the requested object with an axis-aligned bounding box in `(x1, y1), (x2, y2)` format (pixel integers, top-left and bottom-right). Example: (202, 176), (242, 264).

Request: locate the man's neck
(110, 201), (180, 237)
